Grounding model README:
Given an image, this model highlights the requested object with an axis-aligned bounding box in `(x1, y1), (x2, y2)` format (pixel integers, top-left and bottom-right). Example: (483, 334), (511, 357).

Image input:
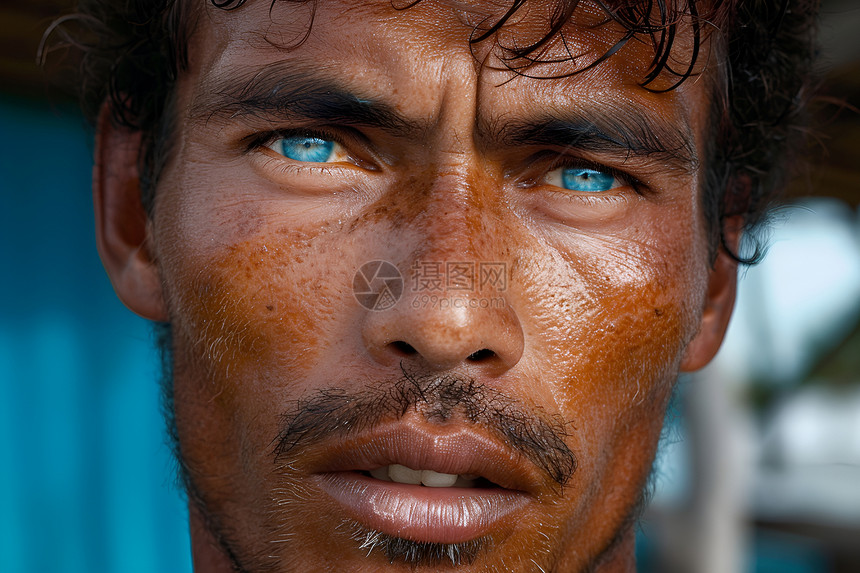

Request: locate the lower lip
(316, 472), (530, 544)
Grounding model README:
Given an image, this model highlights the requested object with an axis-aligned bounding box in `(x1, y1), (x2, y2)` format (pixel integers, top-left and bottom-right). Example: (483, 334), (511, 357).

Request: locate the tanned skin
(94, 1), (738, 571)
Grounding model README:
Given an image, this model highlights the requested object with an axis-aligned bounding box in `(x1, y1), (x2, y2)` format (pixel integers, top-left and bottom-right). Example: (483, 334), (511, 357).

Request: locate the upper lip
(302, 416), (548, 494)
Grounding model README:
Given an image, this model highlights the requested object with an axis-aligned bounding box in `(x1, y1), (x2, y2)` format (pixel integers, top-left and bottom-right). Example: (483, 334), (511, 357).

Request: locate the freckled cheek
(547, 285), (684, 437)
(519, 251), (694, 540)
(172, 241), (358, 377)
(162, 234), (362, 507)
(525, 241), (700, 436)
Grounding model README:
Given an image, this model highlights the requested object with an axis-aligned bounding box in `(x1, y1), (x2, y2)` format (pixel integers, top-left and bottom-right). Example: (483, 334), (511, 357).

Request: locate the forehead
(185, 0), (710, 138)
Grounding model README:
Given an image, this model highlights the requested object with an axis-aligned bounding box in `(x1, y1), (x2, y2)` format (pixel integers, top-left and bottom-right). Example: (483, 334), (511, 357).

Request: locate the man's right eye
(544, 165), (625, 193)
(265, 134), (346, 163)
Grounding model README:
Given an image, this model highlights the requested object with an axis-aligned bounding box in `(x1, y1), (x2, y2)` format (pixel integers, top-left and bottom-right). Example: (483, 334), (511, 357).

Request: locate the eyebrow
(190, 64), (428, 139)
(489, 107), (698, 173)
(192, 63), (698, 172)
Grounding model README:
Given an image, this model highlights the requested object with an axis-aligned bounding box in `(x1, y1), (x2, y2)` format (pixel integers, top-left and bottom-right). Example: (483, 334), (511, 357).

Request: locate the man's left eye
(546, 166), (621, 193)
(266, 135), (344, 163)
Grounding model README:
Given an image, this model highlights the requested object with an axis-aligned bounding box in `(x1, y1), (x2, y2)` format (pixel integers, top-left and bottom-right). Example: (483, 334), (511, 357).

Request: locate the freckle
(655, 308), (664, 316)
(266, 305), (274, 312)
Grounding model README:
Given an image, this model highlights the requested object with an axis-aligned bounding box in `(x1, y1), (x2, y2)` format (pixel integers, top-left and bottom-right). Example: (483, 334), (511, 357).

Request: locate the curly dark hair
(47, 0), (820, 263)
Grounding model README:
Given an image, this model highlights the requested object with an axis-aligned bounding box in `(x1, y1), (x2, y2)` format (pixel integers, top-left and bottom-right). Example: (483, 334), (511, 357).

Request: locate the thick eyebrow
(191, 63), (697, 172)
(490, 107), (698, 173)
(190, 65), (427, 139)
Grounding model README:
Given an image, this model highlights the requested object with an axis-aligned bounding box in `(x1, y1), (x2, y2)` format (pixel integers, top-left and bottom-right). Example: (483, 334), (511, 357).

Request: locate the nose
(361, 287), (524, 373)
(359, 164), (524, 375)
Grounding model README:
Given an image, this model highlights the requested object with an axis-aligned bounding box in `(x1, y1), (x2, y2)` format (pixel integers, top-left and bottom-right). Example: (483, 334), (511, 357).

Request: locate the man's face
(97, 0), (736, 570)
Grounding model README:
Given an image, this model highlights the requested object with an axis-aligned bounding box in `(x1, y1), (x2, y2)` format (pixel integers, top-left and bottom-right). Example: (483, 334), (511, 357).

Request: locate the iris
(276, 136), (335, 162)
(560, 168), (616, 192)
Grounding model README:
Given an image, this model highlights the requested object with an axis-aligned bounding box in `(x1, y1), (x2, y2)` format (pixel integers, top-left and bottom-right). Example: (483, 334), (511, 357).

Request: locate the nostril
(467, 349), (496, 362)
(390, 340), (417, 356)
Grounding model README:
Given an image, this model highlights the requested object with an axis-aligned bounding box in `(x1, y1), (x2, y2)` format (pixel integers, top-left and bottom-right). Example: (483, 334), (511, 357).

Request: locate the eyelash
(243, 127), (345, 155)
(543, 156), (645, 194)
(244, 129), (647, 196)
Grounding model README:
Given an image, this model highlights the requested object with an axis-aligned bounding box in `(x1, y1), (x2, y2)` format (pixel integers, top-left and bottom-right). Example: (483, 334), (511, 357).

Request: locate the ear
(94, 106), (168, 322)
(679, 223), (741, 372)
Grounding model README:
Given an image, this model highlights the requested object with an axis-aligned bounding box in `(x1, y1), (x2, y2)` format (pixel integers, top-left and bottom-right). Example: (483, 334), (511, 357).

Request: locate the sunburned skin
(94, 0), (738, 571)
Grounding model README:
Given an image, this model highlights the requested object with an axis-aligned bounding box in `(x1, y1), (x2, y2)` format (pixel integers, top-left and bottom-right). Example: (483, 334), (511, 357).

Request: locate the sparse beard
(156, 320), (676, 572)
(347, 522), (487, 567)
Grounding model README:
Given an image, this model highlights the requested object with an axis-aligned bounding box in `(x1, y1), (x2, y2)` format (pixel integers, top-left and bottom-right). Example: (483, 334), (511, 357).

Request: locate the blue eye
(560, 168), (617, 192)
(274, 136), (336, 162)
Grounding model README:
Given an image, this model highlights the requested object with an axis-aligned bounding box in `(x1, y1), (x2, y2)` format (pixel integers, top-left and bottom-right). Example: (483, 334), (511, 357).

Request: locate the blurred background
(1, 1), (858, 571)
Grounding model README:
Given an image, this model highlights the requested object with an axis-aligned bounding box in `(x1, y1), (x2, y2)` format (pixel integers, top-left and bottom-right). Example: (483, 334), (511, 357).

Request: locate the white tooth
(421, 470), (458, 488)
(369, 466), (390, 481)
(454, 475), (477, 488)
(389, 464), (422, 485)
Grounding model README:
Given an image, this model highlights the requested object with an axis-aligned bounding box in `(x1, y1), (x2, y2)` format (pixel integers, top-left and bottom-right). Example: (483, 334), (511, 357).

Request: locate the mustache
(272, 368), (577, 487)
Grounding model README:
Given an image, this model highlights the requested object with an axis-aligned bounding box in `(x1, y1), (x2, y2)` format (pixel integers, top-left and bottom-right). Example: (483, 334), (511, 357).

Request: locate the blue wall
(0, 95), (191, 573)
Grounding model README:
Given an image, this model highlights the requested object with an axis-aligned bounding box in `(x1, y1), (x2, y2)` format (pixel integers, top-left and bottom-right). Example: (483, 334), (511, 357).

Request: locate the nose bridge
(358, 56), (526, 375)
(360, 151), (523, 375)
(410, 159), (488, 261)
(407, 51), (486, 258)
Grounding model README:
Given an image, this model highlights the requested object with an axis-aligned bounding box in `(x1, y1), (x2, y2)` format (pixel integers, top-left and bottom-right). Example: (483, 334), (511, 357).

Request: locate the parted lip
(304, 418), (548, 494)
(303, 418), (545, 544)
